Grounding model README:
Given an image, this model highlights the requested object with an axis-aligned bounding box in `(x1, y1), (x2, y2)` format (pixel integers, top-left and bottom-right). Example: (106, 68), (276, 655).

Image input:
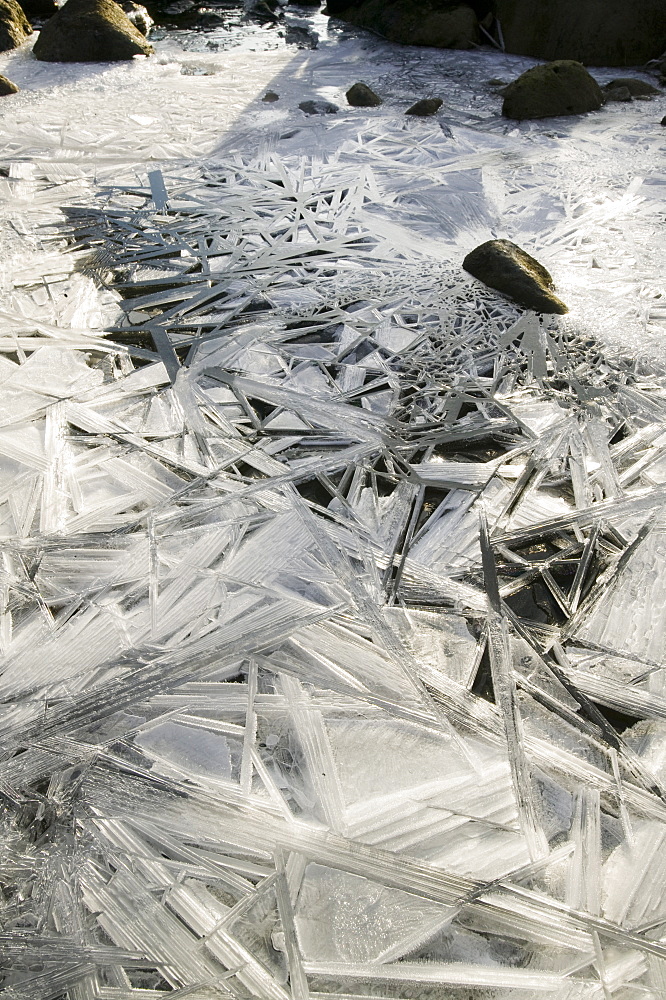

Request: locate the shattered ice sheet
(2, 11), (666, 1000)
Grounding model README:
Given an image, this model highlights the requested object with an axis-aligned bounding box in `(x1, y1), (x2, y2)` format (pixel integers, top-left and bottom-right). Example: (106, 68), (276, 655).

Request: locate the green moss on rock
(463, 240), (569, 314)
(0, 0), (32, 53)
(33, 0), (153, 61)
(502, 61), (603, 121)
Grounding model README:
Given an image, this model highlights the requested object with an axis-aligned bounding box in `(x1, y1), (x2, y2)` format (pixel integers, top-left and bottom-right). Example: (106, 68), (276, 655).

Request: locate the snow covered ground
(2, 9), (666, 1000)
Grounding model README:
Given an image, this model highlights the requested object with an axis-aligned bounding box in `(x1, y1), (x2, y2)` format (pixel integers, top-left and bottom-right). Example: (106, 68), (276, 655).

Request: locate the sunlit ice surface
(1, 7), (666, 999)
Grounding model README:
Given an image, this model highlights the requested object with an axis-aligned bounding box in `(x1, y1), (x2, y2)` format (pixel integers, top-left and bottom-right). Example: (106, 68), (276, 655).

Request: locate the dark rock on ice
(33, 0), (154, 60)
(119, 0), (152, 33)
(325, 0), (480, 49)
(0, 72), (19, 93)
(605, 77), (661, 97)
(463, 239), (569, 314)
(661, 115), (666, 126)
(346, 81), (382, 106)
(493, 0), (666, 67)
(0, 0), (32, 52)
(603, 85), (633, 103)
(262, 90), (279, 102)
(18, 0), (56, 19)
(502, 61), (603, 120)
(406, 97), (442, 116)
(299, 99), (338, 114)
(285, 22), (318, 47)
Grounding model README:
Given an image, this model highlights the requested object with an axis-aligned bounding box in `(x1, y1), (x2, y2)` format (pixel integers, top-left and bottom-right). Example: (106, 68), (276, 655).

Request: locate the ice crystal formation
(1, 19), (666, 1000)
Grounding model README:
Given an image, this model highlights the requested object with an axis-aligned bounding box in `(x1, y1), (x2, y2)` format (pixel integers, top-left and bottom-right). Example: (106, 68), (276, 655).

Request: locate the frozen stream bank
(2, 11), (666, 1000)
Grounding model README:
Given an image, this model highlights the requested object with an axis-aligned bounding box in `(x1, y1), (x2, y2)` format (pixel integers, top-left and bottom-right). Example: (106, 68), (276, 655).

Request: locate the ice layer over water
(1, 10), (666, 1000)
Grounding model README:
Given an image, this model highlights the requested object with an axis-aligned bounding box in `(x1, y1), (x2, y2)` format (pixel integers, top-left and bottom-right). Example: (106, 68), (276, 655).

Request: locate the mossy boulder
(502, 61), (603, 120)
(299, 99), (338, 114)
(329, 0), (480, 49)
(33, 0), (153, 60)
(463, 240), (568, 314)
(493, 0), (666, 67)
(0, 0), (32, 52)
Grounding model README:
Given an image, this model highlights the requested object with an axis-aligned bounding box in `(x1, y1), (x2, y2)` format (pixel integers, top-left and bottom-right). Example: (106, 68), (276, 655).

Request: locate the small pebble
(285, 24), (318, 49)
(262, 91), (279, 102)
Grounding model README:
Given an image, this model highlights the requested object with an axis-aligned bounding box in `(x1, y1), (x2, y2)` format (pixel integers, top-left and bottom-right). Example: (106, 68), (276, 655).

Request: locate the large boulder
(327, 1), (480, 49)
(33, 0), (153, 60)
(463, 240), (568, 314)
(492, 0), (666, 67)
(502, 61), (604, 120)
(0, 0), (32, 52)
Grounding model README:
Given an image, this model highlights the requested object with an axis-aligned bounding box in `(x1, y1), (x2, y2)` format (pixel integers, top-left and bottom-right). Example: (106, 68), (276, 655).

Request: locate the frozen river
(2, 7), (666, 999)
